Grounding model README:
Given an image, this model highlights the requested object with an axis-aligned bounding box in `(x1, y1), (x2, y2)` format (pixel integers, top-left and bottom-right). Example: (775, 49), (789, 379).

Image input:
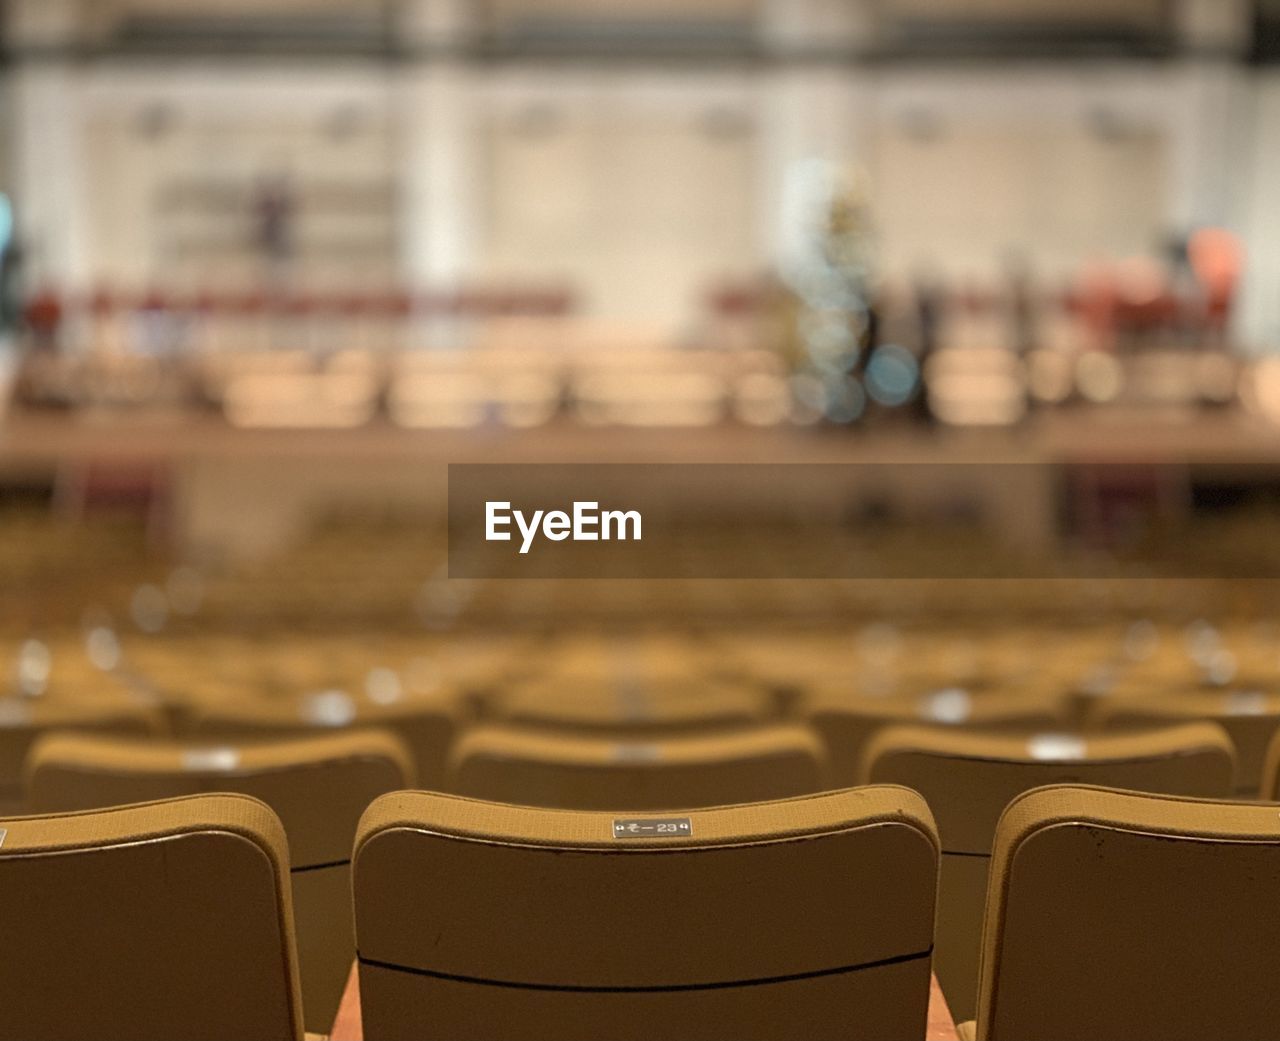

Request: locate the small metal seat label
(612, 818), (692, 839)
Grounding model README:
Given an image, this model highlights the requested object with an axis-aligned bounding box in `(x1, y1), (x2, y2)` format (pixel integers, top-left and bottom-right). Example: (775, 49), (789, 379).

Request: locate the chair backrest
(0, 794), (303, 1041)
(449, 724), (826, 810)
(1257, 724), (1280, 799)
(353, 787), (939, 1041)
(1098, 690), (1280, 795)
(188, 689), (456, 788)
(0, 698), (163, 813)
(25, 730), (414, 1033)
(862, 722), (1235, 1023)
(975, 785), (1280, 1041)
(494, 679), (771, 736)
(810, 690), (1064, 785)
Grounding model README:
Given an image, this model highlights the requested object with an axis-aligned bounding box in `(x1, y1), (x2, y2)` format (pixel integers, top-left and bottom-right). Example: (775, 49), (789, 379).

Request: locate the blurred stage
(5, 406), (1280, 561)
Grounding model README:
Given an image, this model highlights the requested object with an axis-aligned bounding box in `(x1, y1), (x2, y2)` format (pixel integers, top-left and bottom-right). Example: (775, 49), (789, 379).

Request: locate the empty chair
(810, 689), (1064, 786)
(0, 697), (164, 814)
(0, 794), (302, 1041)
(25, 730), (413, 1034)
(188, 688), (457, 788)
(971, 785), (1280, 1041)
(862, 723), (1234, 1023)
(1260, 724), (1280, 798)
(352, 787), (939, 1040)
(449, 724), (826, 810)
(1097, 689), (1280, 795)
(494, 679), (773, 736)
(514, 635), (718, 687)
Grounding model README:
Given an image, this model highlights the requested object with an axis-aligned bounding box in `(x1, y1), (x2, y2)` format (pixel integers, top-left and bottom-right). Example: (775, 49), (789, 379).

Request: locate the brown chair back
(0, 794), (303, 1040)
(863, 722), (1235, 1022)
(353, 787), (939, 1040)
(26, 730), (413, 1033)
(976, 785), (1280, 1041)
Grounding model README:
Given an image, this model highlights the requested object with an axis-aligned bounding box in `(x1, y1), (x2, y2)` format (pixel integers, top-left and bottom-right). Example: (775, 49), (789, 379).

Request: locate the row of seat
(3, 782), (1279, 1040)
(40, 611), (1274, 716)
(12, 679), (1280, 807)
(24, 729), (406, 1033)
(860, 722), (1235, 1023)
(20, 615), (1278, 739)
(4, 666), (1279, 1025)
(13, 712), (1280, 1028)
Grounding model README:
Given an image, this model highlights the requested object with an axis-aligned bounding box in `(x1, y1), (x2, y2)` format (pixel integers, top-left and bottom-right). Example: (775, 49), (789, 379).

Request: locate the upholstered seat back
(811, 690), (1064, 785)
(494, 679), (772, 736)
(450, 724), (827, 810)
(863, 722), (1235, 1022)
(976, 785), (1280, 1041)
(25, 730), (412, 1034)
(352, 787), (939, 1040)
(189, 690), (456, 787)
(0, 794), (303, 1041)
(0, 698), (163, 813)
(1098, 691), (1280, 795)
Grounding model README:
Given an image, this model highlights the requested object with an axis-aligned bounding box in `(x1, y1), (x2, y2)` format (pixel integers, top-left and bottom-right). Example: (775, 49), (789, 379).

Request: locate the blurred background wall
(5, 1), (1280, 684)
(0, 0), (1277, 345)
(5, 1), (1280, 599)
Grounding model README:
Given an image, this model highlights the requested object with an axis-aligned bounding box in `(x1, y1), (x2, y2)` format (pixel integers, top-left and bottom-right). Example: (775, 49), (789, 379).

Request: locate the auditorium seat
(862, 723), (1235, 1023)
(449, 724), (826, 810)
(1255, 725), (1280, 799)
(351, 787), (939, 1040)
(25, 730), (413, 1034)
(0, 698), (164, 814)
(1097, 690), (1280, 795)
(493, 678), (772, 735)
(810, 690), (1064, 786)
(970, 785), (1280, 1041)
(188, 688), (457, 788)
(0, 794), (303, 1041)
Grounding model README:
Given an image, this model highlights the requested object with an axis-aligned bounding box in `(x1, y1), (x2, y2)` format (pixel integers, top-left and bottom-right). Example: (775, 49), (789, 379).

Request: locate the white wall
(480, 70), (759, 335)
(864, 66), (1175, 283)
(79, 63), (397, 291)
(4, 39), (1277, 345)
(1237, 73), (1280, 352)
(9, 64), (91, 290)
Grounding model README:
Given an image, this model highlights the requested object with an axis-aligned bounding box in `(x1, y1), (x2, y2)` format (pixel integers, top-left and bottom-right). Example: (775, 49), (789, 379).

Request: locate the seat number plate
(612, 818), (692, 839)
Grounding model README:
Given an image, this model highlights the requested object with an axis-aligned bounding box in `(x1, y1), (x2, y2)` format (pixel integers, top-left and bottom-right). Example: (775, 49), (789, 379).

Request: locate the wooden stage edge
(5, 408), (1280, 466)
(326, 963), (961, 1041)
(8, 409), (1280, 563)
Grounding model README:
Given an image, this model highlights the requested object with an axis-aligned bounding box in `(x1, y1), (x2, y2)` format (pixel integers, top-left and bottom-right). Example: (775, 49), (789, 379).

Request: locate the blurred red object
(1188, 227), (1244, 330)
(1075, 261), (1119, 350)
(24, 286), (64, 350)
